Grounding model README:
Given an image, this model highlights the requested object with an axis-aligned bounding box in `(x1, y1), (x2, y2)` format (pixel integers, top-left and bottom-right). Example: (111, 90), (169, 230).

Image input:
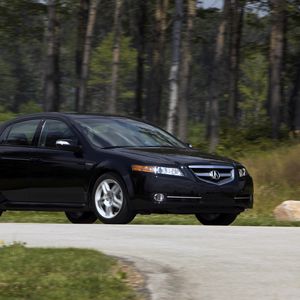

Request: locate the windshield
(76, 117), (186, 149)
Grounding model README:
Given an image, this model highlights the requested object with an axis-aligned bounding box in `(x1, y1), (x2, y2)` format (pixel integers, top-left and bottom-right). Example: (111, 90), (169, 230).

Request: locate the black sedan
(0, 113), (253, 225)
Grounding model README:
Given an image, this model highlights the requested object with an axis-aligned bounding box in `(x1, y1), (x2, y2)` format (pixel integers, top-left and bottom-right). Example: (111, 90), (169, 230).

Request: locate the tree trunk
(145, 0), (169, 124)
(78, 0), (99, 113)
(228, 0), (245, 120)
(268, 0), (285, 139)
(208, 0), (230, 152)
(44, 0), (60, 112)
(108, 0), (123, 114)
(289, 60), (300, 133)
(75, 0), (90, 111)
(166, 0), (183, 134)
(178, 0), (196, 141)
(295, 94), (300, 133)
(281, 12), (288, 125)
(12, 47), (29, 112)
(134, 1), (147, 118)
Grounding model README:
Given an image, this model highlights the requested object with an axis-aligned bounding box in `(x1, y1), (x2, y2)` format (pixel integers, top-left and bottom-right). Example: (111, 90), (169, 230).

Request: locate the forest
(0, 0), (299, 154)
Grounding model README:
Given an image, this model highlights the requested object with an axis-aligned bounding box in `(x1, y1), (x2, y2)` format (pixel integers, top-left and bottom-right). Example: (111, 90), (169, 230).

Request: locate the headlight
(132, 165), (184, 176)
(238, 167), (248, 177)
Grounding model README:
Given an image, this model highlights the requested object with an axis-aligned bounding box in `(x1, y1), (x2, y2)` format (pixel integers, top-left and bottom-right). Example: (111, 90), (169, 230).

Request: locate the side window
(38, 120), (78, 148)
(0, 119), (40, 146)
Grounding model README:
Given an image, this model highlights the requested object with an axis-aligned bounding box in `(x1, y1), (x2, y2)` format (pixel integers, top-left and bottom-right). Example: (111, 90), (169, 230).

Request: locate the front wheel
(195, 213), (238, 225)
(65, 211), (97, 224)
(92, 173), (136, 224)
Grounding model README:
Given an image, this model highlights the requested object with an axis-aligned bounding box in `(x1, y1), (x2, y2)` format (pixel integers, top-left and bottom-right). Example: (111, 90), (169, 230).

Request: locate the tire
(65, 211), (97, 224)
(195, 213), (238, 225)
(91, 173), (136, 224)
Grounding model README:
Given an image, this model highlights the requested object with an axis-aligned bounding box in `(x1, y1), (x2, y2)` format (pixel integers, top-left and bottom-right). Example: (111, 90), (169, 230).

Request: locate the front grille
(189, 165), (235, 185)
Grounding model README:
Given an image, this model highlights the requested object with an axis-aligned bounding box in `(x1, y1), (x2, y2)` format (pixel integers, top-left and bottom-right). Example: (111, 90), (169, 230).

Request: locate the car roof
(7, 112), (137, 121)
(2, 112), (150, 127)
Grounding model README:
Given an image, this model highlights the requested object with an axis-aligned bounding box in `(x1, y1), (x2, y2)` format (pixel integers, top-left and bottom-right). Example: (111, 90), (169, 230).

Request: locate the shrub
(19, 101), (42, 114)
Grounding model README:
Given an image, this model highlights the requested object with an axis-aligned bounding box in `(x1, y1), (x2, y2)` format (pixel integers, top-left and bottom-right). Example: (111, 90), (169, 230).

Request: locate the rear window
(0, 119), (40, 146)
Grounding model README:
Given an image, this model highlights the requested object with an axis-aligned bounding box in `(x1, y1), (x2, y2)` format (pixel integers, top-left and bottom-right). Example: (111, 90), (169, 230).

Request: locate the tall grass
(240, 144), (300, 218)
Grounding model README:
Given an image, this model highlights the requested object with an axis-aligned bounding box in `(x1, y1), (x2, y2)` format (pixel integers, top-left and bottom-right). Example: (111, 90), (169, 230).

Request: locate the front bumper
(130, 172), (253, 214)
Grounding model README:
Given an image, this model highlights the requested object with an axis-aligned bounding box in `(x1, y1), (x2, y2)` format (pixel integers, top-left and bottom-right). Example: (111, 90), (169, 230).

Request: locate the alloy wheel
(94, 179), (123, 219)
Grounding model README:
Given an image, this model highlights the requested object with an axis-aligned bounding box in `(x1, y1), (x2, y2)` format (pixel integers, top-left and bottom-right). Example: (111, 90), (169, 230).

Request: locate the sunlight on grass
(0, 244), (138, 300)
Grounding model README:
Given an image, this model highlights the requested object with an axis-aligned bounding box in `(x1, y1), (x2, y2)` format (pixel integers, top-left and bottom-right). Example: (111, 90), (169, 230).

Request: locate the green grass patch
(1, 211), (300, 226)
(133, 213), (300, 226)
(0, 211), (67, 223)
(0, 243), (138, 300)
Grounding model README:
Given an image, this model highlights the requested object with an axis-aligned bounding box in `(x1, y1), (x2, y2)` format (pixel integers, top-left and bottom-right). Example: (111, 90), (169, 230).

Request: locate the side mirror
(185, 143), (193, 149)
(56, 139), (82, 153)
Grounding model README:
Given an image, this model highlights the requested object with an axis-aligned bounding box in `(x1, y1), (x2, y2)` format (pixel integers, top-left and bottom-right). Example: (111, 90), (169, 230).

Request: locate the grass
(238, 143), (300, 225)
(0, 211), (67, 224)
(0, 243), (139, 300)
(1, 211), (299, 226)
(0, 143), (299, 226)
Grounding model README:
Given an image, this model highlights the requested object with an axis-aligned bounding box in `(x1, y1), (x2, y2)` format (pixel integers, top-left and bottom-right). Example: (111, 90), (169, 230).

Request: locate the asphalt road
(1, 224), (300, 300)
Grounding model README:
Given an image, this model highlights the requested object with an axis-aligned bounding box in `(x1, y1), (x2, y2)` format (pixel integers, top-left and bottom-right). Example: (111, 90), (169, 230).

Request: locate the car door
(28, 118), (88, 206)
(0, 119), (41, 203)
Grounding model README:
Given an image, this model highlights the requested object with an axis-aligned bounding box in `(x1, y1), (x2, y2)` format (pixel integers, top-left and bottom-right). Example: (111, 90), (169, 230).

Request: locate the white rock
(274, 200), (300, 222)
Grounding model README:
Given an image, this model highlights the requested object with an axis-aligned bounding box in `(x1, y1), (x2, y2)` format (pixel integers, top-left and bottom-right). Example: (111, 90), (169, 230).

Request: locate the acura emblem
(209, 170), (220, 180)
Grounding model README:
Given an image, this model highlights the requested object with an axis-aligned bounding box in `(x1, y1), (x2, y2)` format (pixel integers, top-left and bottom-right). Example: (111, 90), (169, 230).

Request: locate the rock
(274, 200), (300, 222)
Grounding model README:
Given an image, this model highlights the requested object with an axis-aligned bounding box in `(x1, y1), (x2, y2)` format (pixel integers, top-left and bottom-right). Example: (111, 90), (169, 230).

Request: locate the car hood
(112, 147), (237, 166)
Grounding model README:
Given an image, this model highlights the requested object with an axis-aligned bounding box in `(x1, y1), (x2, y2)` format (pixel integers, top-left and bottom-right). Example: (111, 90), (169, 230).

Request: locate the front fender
(89, 160), (135, 199)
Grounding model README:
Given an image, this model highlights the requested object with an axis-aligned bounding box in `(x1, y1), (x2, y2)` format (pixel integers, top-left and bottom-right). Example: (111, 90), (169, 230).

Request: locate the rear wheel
(65, 211), (97, 224)
(92, 173), (136, 224)
(195, 213), (238, 225)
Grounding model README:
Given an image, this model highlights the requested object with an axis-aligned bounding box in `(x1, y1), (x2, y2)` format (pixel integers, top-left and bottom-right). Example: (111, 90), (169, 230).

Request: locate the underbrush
(239, 143), (300, 221)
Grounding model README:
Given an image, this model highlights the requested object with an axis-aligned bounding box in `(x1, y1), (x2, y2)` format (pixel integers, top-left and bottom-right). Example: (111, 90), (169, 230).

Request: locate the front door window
(38, 120), (78, 148)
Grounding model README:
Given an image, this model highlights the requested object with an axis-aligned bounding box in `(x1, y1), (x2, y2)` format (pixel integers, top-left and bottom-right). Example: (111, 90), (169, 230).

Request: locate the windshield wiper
(102, 145), (133, 149)
(140, 145), (183, 149)
(102, 145), (184, 149)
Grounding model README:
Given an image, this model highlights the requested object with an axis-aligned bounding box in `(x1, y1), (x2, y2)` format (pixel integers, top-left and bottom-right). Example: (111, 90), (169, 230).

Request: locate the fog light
(153, 193), (165, 202)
